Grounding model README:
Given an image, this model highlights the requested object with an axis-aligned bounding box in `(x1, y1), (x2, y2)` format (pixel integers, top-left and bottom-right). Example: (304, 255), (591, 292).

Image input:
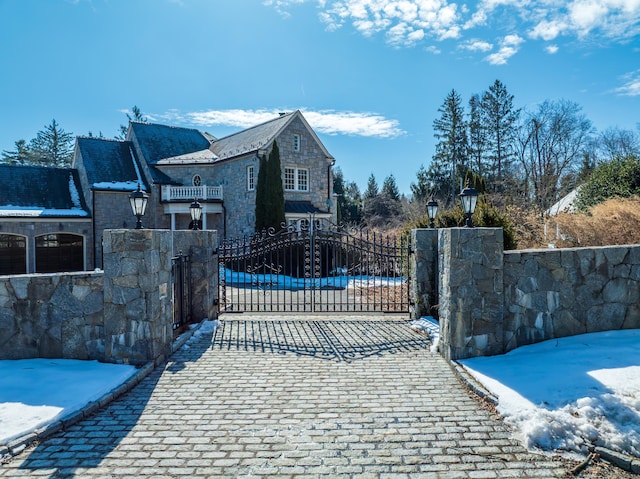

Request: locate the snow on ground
(459, 329), (640, 458)
(0, 359), (137, 446)
(221, 267), (405, 290)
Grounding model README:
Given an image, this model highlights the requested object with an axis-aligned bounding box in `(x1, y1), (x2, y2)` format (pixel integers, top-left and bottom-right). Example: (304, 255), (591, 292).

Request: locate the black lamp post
(426, 197), (439, 229)
(459, 181), (479, 228)
(129, 183), (148, 229)
(190, 198), (202, 230)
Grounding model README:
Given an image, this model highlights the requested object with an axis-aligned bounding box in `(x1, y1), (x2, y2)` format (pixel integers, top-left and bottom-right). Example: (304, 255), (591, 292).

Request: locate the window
(192, 174), (202, 187)
(0, 234), (26, 275)
(35, 233), (83, 273)
(293, 134), (301, 152)
(247, 165), (255, 191)
(284, 167), (309, 192)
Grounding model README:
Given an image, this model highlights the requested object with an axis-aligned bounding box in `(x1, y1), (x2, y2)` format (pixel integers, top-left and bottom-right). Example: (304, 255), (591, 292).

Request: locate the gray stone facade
(0, 219), (92, 273)
(0, 229), (218, 365)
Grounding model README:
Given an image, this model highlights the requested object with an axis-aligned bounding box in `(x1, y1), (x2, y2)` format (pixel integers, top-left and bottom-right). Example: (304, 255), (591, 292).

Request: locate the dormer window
(293, 134), (300, 152)
(193, 174), (202, 187)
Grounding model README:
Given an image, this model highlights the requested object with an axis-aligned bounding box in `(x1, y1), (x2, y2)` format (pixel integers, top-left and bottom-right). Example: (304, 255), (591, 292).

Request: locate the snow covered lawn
(460, 329), (640, 458)
(0, 359), (137, 446)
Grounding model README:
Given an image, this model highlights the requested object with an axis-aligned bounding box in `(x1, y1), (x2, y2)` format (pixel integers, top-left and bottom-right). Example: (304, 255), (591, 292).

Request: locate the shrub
(575, 155), (640, 210)
(552, 197), (640, 247)
(403, 200), (518, 250)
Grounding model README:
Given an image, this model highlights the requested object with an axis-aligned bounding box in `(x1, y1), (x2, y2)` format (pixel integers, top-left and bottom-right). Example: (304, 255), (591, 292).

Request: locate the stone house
(0, 110), (336, 273)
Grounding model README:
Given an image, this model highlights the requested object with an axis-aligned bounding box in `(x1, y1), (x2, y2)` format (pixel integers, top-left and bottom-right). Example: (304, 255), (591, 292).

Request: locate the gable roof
(129, 122), (212, 165)
(211, 110), (334, 161)
(0, 165), (89, 218)
(76, 137), (146, 191)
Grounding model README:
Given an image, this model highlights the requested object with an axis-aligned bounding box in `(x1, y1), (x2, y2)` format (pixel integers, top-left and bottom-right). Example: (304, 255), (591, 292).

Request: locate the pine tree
(264, 140), (285, 230)
(480, 80), (520, 191)
(410, 164), (431, 202)
(363, 174), (379, 199)
(29, 119), (75, 167)
(254, 153), (268, 231)
(1, 139), (36, 165)
(468, 94), (487, 177)
(118, 105), (147, 139)
(382, 174), (400, 202)
(429, 89), (469, 206)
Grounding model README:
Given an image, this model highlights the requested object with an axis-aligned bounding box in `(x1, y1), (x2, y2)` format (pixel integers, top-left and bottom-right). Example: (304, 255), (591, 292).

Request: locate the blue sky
(0, 0), (638, 195)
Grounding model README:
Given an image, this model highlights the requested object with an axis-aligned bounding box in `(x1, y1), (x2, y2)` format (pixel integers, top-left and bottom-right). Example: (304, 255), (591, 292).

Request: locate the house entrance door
(218, 221), (411, 314)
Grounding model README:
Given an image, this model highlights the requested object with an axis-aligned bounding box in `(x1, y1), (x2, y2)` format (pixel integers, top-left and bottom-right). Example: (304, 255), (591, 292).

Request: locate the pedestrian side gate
(172, 252), (192, 331)
(218, 221), (411, 313)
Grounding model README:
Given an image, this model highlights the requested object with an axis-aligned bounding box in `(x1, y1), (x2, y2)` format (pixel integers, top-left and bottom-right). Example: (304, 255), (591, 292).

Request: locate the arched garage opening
(0, 234), (27, 275)
(35, 233), (84, 273)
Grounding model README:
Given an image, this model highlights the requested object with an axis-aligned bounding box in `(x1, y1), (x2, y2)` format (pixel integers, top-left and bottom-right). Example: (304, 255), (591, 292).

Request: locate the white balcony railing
(161, 185), (223, 202)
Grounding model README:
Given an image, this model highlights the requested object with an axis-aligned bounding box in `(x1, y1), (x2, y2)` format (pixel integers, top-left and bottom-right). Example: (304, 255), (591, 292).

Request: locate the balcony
(161, 185), (223, 202)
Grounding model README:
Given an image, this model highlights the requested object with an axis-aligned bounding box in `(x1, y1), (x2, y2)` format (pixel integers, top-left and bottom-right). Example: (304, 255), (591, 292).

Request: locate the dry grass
(505, 204), (548, 249)
(551, 197), (640, 247)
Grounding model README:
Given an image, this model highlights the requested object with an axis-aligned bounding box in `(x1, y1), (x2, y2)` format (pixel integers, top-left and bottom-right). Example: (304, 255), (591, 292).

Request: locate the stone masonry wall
(412, 227), (640, 359)
(503, 245), (640, 352)
(0, 272), (104, 360)
(438, 228), (504, 361)
(410, 229), (438, 319)
(0, 229), (218, 365)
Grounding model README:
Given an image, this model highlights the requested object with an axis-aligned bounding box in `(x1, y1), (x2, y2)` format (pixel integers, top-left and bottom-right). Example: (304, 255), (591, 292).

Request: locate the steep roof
(211, 110), (334, 161)
(76, 137), (145, 191)
(130, 122), (212, 165)
(0, 165), (89, 218)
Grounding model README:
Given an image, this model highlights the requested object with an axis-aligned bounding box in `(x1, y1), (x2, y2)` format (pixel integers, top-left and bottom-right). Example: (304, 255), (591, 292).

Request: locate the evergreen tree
(263, 140), (285, 230)
(428, 89), (469, 206)
(382, 174), (400, 202)
(468, 94), (487, 177)
(254, 153), (268, 231)
(29, 119), (75, 167)
(410, 164), (431, 202)
(480, 80), (520, 191)
(1, 139), (36, 165)
(118, 105), (147, 139)
(363, 174), (379, 199)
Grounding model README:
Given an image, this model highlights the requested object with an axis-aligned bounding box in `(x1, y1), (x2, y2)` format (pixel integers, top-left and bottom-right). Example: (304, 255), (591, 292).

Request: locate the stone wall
(0, 272), (104, 360)
(410, 229), (438, 319)
(437, 228), (504, 361)
(412, 228), (640, 360)
(503, 245), (640, 352)
(0, 229), (218, 365)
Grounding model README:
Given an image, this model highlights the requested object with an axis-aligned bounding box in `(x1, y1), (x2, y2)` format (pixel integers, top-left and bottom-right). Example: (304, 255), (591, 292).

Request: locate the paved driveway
(0, 315), (566, 478)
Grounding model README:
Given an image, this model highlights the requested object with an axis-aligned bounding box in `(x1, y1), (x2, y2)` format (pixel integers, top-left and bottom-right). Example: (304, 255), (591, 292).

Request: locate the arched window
(35, 233), (84, 273)
(0, 234), (26, 275)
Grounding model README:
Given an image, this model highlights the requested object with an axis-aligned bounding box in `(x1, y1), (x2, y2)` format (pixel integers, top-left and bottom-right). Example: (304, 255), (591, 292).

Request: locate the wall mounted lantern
(190, 198), (202, 230)
(129, 183), (148, 229)
(426, 197), (439, 229)
(459, 181), (479, 228)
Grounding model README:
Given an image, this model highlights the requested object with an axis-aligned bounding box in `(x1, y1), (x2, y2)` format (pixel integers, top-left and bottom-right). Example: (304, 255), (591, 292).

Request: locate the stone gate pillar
(438, 227), (504, 360)
(410, 228), (438, 319)
(102, 229), (218, 365)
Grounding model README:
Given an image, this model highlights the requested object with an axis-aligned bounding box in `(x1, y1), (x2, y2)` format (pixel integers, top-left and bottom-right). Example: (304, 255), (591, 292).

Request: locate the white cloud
(460, 39), (493, 52)
(614, 70), (640, 96)
(484, 34), (524, 65)
(266, 0), (640, 64)
(545, 44), (559, 54)
(158, 108), (406, 139)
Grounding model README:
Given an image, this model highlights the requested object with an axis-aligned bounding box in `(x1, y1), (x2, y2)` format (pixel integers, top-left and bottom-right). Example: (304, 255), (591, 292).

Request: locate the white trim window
(293, 134), (301, 152)
(247, 165), (255, 191)
(284, 167), (309, 191)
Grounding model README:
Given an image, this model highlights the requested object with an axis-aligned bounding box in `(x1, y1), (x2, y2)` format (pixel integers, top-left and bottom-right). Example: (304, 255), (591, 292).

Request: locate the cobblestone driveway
(1, 315), (567, 478)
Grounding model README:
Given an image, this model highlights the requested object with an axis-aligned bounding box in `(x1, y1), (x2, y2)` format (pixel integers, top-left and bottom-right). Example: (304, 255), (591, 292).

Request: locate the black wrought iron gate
(218, 222), (411, 313)
(172, 252), (192, 330)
